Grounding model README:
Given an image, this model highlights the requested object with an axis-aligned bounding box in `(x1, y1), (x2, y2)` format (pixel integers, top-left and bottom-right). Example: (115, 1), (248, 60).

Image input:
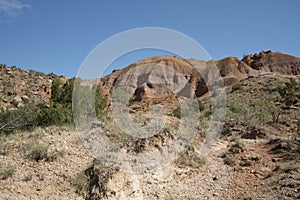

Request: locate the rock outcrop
(242, 50), (300, 75)
(1, 51), (299, 110)
(98, 51), (300, 104)
(0, 64), (66, 110)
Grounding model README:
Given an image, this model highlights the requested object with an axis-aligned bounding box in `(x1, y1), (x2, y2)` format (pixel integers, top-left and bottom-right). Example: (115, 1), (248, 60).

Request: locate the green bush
(0, 105), (39, 134)
(94, 85), (108, 118)
(38, 104), (73, 126)
(198, 100), (205, 112)
(171, 106), (182, 119)
(231, 82), (242, 92)
(228, 97), (280, 126)
(129, 95), (136, 104)
(0, 77), (112, 133)
(0, 78), (75, 134)
(50, 79), (63, 103)
(38, 77), (74, 126)
(277, 79), (300, 106)
(51, 78), (75, 105)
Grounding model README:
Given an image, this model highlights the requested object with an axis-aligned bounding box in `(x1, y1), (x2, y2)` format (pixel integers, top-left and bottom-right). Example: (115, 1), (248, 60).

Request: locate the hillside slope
(0, 64), (67, 110)
(0, 51), (300, 199)
(0, 74), (299, 199)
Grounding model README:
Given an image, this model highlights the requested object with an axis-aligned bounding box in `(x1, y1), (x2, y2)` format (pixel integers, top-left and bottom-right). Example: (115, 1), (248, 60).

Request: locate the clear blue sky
(0, 0), (299, 77)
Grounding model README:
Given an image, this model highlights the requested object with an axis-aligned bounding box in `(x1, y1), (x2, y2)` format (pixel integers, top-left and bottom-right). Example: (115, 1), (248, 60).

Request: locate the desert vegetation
(0, 52), (300, 199)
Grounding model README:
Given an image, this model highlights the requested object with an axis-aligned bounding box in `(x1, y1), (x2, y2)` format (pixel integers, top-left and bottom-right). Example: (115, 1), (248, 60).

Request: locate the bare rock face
(242, 50), (300, 75)
(101, 56), (207, 102)
(99, 51), (300, 103)
(134, 83), (175, 101)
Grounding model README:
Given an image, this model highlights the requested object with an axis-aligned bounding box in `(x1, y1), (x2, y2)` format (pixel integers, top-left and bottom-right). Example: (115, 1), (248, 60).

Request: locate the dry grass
(0, 164), (14, 180)
(177, 153), (206, 169)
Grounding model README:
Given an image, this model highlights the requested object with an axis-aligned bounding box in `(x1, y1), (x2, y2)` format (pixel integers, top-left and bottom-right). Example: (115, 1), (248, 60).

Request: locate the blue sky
(0, 0), (299, 77)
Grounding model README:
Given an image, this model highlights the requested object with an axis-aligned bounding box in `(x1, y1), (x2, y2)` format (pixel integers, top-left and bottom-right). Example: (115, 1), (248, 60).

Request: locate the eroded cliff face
(98, 51), (300, 104)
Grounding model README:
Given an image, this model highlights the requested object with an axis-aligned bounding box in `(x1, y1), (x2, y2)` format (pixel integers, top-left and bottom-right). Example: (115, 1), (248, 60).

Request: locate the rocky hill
(0, 64), (67, 111)
(98, 50), (300, 109)
(0, 51), (299, 199)
(1, 50), (299, 111)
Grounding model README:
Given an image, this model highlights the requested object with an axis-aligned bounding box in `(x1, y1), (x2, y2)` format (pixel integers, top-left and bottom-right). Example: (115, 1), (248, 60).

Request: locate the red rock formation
(98, 51), (300, 103)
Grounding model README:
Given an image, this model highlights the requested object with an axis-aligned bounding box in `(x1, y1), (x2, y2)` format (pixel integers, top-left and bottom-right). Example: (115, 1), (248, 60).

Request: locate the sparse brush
(177, 153), (206, 168)
(73, 170), (88, 192)
(26, 143), (49, 162)
(229, 137), (244, 153)
(277, 79), (300, 106)
(26, 141), (65, 162)
(231, 82), (242, 92)
(239, 160), (252, 167)
(222, 153), (236, 166)
(0, 165), (14, 180)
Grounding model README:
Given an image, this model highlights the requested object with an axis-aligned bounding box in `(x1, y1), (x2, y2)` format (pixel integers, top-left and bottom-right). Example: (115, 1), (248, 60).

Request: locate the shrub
(0, 165), (14, 180)
(38, 77), (75, 126)
(26, 143), (49, 162)
(73, 171), (88, 192)
(73, 81), (108, 122)
(177, 153), (206, 168)
(198, 100), (205, 112)
(221, 124), (231, 136)
(94, 85), (108, 118)
(239, 160), (252, 167)
(231, 82), (242, 92)
(223, 154), (236, 166)
(170, 106), (182, 119)
(229, 137), (244, 154)
(38, 104), (73, 127)
(277, 79), (300, 106)
(26, 140), (64, 162)
(0, 105), (39, 135)
(74, 160), (115, 199)
(50, 79), (63, 102)
(0, 77), (77, 134)
(221, 137), (244, 166)
(227, 98), (254, 126)
(129, 95), (136, 104)
(228, 97), (280, 126)
(254, 99), (280, 125)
